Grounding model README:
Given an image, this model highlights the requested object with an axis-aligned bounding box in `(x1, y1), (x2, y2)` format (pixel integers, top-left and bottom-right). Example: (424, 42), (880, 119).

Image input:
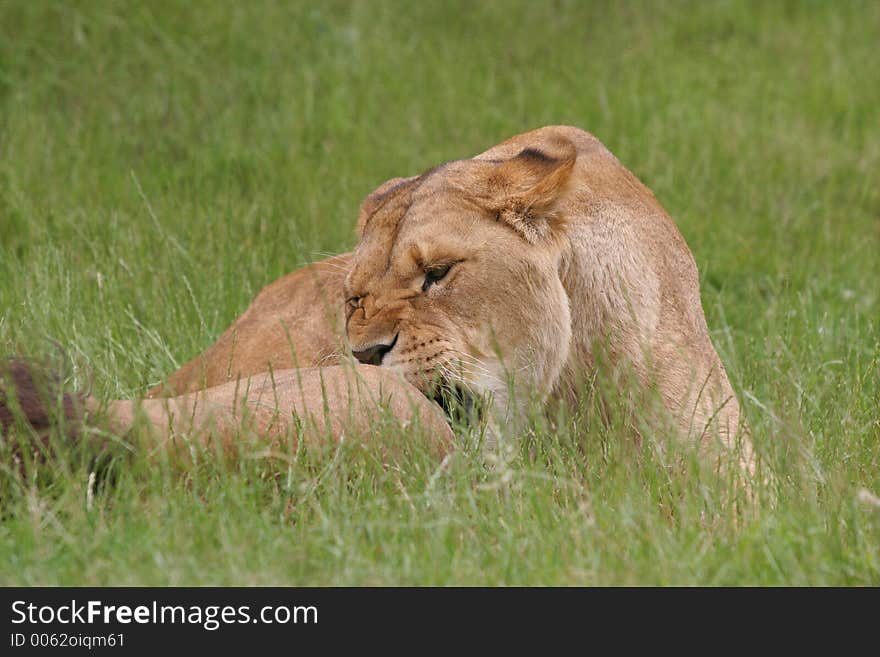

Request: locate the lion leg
(4, 360), (454, 466)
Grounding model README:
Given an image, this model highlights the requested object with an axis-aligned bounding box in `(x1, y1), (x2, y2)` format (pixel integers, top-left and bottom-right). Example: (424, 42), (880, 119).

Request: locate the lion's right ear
(356, 176), (418, 237)
(467, 137), (577, 244)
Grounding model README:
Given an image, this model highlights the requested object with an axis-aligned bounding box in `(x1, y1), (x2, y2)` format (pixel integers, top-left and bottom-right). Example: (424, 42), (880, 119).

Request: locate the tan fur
(149, 254), (351, 397)
(346, 126), (752, 471)
(113, 364), (453, 461)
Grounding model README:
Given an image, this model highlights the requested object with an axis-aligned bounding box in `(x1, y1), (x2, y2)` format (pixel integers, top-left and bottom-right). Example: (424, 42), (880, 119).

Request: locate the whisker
(448, 350), (505, 387)
(313, 263), (350, 275)
(437, 361), (482, 399)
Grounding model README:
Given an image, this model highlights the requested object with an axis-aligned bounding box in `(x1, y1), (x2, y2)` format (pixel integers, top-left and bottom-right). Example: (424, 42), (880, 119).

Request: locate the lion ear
(471, 137), (577, 243)
(356, 176), (418, 237)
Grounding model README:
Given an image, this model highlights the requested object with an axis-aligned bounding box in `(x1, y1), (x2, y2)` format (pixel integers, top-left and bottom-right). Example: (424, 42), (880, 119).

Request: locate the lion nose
(352, 335), (398, 366)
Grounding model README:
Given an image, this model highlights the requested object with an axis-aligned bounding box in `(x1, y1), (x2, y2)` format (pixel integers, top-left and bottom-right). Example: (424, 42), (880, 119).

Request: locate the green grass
(1, 0), (878, 585)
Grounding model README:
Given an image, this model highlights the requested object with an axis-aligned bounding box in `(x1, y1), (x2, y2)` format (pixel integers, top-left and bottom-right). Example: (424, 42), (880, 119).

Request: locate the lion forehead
(348, 203), (411, 293)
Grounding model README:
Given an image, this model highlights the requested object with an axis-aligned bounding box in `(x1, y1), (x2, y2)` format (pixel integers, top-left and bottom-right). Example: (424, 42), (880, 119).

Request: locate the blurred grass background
(0, 0), (878, 584)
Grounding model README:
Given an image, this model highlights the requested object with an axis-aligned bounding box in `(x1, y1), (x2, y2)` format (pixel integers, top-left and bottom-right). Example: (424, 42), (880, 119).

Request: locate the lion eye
(422, 264), (452, 292)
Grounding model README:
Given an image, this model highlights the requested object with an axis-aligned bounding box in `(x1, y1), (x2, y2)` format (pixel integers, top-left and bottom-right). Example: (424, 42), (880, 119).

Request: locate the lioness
(154, 126), (750, 469)
(346, 126), (749, 467)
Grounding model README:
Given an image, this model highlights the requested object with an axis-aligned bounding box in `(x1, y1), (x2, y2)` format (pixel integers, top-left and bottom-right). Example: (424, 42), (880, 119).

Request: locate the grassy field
(1, 0), (878, 585)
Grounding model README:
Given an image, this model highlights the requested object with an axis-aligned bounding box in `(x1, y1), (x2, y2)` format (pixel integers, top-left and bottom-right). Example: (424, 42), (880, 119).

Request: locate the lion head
(343, 137), (579, 425)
